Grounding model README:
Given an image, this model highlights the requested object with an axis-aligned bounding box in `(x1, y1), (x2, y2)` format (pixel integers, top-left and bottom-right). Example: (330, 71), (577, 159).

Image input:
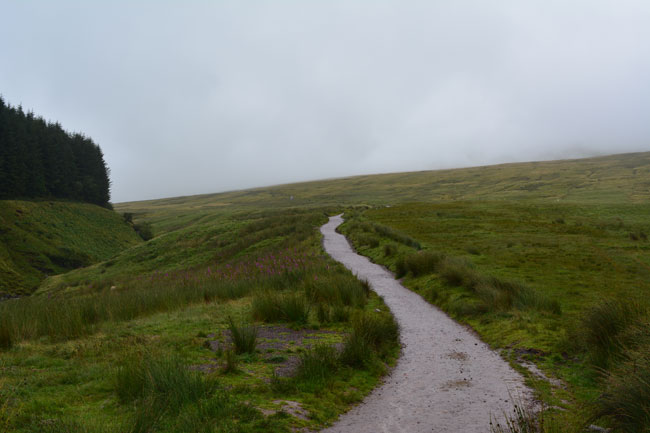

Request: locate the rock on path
(320, 215), (532, 433)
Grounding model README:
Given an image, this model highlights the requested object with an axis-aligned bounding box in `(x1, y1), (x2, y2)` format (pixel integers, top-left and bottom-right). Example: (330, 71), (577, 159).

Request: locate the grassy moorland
(0, 209), (399, 433)
(340, 200), (650, 432)
(0, 200), (141, 296)
(1, 151), (649, 432)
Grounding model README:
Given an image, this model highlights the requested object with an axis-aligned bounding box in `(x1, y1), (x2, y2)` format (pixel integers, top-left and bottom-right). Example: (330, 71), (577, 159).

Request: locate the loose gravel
(320, 214), (532, 433)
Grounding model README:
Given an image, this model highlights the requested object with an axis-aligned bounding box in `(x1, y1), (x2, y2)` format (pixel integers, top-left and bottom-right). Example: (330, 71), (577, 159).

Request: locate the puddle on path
(320, 215), (533, 433)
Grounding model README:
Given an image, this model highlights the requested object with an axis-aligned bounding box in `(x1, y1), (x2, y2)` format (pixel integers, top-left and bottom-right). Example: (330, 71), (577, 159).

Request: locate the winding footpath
(320, 215), (532, 433)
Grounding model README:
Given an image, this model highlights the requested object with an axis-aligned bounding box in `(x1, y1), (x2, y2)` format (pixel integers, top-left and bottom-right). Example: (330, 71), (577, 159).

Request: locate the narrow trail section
(320, 215), (532, 433)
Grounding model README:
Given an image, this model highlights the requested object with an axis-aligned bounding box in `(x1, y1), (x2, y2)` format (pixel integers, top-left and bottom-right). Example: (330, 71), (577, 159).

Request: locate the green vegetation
(3, 151), (650, 431)
(340, 199), (650, 432)
(116, 151), (650, 223)
(0, 208), (399, 432)
(0, 97), (111, 207)
(0, 200), (141, 296)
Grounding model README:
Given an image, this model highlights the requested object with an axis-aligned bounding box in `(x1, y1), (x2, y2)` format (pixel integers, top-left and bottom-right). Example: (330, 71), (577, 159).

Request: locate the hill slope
(116, 152), (650, 232)
(0, 200), (141, 295)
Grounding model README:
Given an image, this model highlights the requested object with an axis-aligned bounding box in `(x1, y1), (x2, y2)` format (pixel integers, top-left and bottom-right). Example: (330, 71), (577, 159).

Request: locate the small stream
(320, 214), (532, 433)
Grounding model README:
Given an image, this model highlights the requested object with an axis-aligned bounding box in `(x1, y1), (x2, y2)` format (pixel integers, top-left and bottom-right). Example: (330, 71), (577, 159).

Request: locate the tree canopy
(0, 96), (111, 207)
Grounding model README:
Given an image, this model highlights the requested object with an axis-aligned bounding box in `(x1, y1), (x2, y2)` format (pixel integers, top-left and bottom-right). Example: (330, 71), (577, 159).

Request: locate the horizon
(114, 149), (645, 204)
(2, 1), (649, 203)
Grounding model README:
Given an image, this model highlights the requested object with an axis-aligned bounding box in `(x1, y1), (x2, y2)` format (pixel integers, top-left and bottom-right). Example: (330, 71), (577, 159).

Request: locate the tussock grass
(396, 250), (561, 316)
(227, 317), (257, 354)
(351, 311), (399, 355)
(371, 222), (421, 249)
(251, 292), (311, 324)
(303, 273), (368, 308)
(595, 342), (650, 433)
(403, 250), (447, 277)
(222, 349), (239, 374)
(0, 316), (13, 350)
(383, 243), (397, 257)
(296, 344), (340, 390)
(115, 352), (223, 432)
(578, 299), (647, 369)
(340, 331), (373, 368)
(355, 233), (380, 248)
(114, 353), (214, 406)
(0, 271), (262, 345)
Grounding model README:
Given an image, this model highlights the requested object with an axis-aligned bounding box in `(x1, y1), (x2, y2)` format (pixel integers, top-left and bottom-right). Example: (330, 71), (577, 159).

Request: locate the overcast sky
(1, 1), (649, 203)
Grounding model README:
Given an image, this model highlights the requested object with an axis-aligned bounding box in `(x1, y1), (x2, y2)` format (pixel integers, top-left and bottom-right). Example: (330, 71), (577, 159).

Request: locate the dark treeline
(0, 96), (111, 207)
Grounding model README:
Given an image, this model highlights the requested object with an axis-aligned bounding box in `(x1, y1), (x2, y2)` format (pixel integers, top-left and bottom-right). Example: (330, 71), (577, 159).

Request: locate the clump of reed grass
(340, 331), (373, 368)
(251, 292), (310, 324)
(594, 340), (650, 433)
(227, 317), (257, 354)
(329, 305), (350, 322)
(383, 243), (397, 257)
(371, 223), (421, 249)
(114, 353), (213, 407)
(578, 299), (647, 369)
(404, 250), (447, 277)
(0, 317), (13, 350)
(438, 257), (481, 287)
(436, 257), (561, 316)
(303, 274), (368, 308)
(296, 344), (340, 390)
(222, 349), (239, 374)
(355, 233), (380, 248)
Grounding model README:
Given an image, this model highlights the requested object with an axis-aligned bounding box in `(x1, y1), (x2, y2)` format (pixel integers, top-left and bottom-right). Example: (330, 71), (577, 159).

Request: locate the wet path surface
(320, 215), (532, 433)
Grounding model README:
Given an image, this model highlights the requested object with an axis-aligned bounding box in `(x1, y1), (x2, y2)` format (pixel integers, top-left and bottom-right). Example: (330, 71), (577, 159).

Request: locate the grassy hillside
(3, 151), (649, 432)
(116, 152), (650, 230)
(339, 200), (650, 431)
(0, 200), (141, 296)
(0, 209), (399, 433)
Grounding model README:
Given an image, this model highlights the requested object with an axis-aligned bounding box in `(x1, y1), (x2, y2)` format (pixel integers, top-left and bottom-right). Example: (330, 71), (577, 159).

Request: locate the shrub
(227, 317), (257, 354)
(133, 222), (154, 241)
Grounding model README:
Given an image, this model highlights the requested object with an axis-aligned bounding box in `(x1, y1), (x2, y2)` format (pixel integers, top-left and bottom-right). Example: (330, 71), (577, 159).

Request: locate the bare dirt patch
(205, 325), (342, 377)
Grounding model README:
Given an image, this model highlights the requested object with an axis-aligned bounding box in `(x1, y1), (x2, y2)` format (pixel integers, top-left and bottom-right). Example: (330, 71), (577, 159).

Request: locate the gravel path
(320, 215), (532, 433)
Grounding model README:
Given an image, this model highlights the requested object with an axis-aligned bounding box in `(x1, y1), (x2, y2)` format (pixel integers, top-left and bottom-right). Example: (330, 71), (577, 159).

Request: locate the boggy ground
(320, 215), (532, 433)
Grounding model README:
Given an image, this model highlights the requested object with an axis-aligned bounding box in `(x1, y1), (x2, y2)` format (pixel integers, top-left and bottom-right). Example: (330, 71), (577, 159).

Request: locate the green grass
(0, 208), (399, 432)
(4, 151), (650, 431)
(0, 200), (141, 295)
(340, 200), (650, 431)
(227, 317), (258, 354)
(115, 152), (650, 223)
